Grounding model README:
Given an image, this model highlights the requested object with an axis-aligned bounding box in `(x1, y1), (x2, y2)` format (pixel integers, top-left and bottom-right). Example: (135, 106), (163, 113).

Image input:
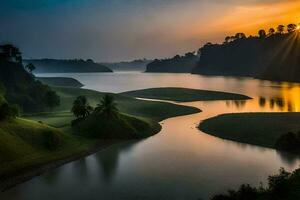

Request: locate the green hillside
(0, 60), (60, 112)
(74, 113), (161, 139)
(0, 118), (85, 178)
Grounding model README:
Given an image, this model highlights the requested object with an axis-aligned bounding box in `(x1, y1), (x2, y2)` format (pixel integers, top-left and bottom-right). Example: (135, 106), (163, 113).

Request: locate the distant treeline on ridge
(147, 23), (300, 83)
(24, 58), (113, 73)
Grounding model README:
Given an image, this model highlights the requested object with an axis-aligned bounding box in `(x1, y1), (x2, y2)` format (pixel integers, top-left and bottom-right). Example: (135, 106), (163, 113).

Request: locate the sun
(297, 25), (300, 30)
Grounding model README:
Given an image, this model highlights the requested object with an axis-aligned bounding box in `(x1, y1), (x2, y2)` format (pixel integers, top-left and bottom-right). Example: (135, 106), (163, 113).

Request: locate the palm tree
(277, 25), (285, 34)
(71, 96), (93, 119)
(96, 94), (118, 117)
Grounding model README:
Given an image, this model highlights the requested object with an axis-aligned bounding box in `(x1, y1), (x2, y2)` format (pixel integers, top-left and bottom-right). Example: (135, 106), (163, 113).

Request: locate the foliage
(0, 103), (19, 120)
(71, 96), (93, 119)
(95, 94), (119, 117)
(146, 52), (199, 73)
(211, 167), (300, 200)
(193, 23), (300, 82)
(0, 51), (61, 112)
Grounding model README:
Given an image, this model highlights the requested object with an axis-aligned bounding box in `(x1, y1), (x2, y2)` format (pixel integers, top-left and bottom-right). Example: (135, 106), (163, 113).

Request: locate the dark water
(2, 72), (300, 200)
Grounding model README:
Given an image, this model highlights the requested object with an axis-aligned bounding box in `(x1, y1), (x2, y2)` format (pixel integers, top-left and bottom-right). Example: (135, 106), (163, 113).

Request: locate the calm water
(2, 72), (300, 200)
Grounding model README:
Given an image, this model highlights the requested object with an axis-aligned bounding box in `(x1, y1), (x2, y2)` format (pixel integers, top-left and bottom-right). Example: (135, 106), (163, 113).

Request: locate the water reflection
(226, 93), (300, 112)
(276, 150), (300, 167)
(73, 158), (88, 180)
(3, 73), (300, 200)
(95, 140), (140, 182)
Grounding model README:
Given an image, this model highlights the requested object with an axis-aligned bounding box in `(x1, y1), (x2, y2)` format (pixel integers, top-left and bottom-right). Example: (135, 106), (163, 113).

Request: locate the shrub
(210, 167), (300, 200)
(0, 103), (19, 120)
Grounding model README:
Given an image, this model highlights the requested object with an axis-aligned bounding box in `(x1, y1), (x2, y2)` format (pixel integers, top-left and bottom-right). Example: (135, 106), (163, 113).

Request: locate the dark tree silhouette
(287, 24), (297, 33)
(277, 25), (285, 34)
(95, 94), (118, 117)
(71, 96), (93, 119)
(0, 44), (22, 63)
(25, 63), (36, 73)
(0, 103), (19, 120)
(234, 33), (246, 40)
(224, 36), (231, 43)
(268, 28), (275, 36)
(258, 29), (267, 38)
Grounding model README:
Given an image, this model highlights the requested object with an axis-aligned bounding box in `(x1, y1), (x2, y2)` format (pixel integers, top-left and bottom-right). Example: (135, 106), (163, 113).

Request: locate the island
(121, 87), (251, 102)
(199, 112), (300, 152)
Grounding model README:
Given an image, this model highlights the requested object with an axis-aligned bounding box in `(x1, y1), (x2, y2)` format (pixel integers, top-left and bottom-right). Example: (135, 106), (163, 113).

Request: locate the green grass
(74, 113), (161, 139)
(199, 112), (300, 148)
(25, 87), (200, 127)
(36, 77), (84, 88)
(0, 118), (88, 178)
(121, 87), (251, 102)
(1, 86), (200, 182)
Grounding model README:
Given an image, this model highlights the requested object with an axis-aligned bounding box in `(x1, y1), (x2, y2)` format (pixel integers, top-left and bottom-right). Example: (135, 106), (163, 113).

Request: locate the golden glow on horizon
(197, 1), (300, 42)
(280, 85), (300, 112)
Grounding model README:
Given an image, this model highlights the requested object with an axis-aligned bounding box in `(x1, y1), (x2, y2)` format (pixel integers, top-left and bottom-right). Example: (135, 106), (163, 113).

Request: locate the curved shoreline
(199, 112), (300, 152)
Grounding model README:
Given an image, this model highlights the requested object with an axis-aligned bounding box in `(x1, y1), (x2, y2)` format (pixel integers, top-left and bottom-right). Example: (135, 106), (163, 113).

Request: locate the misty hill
(146, 52), (199, 73)
(24, 59), (113, 73)
(193, 25), (300, 82)
(101, 59), (152, 72)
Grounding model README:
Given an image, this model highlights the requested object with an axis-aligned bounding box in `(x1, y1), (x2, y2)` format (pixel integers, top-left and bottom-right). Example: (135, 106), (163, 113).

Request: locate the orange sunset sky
(1, 0), (300, 61)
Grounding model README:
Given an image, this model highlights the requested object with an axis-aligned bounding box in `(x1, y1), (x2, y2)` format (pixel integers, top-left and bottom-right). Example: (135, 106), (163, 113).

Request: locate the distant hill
(24, 59), (113, 73)
(101, 59), (152, 72)
(192, 25), (300, 83)
(145, 52), (199, 73)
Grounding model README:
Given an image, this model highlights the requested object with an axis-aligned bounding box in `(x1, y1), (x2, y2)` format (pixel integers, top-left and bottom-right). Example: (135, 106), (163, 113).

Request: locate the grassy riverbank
(121, 87), (251, 102)
(199, 112), (300, 148)
(1, 86), (200, 190)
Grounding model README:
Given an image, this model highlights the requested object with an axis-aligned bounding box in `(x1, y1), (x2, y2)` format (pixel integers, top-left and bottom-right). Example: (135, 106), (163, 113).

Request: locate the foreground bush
(0, 103), (19, 120)
(211, 167), (300, 200)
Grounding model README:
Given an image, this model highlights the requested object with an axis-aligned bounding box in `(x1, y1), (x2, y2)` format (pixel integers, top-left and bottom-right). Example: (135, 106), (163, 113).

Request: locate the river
(2, 72), (300, 200)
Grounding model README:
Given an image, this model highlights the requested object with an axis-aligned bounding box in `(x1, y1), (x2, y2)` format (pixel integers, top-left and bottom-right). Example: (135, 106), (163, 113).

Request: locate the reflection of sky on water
(3, 73), (300, 200)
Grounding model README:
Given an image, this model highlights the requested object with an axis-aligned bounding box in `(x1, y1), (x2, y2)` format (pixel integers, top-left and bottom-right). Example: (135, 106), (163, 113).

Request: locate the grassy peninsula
(199, 112), (300, 149)
(121, 87), (251, 102)
(1, 84), (200, 190)
(37, 77), (84, 88)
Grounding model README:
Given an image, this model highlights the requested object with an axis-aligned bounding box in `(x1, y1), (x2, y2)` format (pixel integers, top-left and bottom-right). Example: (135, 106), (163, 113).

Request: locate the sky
(0, 0), (300, 62)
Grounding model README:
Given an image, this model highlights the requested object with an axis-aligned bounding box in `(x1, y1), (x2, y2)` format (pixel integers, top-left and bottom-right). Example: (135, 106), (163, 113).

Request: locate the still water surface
(2, 72), (300, 200)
